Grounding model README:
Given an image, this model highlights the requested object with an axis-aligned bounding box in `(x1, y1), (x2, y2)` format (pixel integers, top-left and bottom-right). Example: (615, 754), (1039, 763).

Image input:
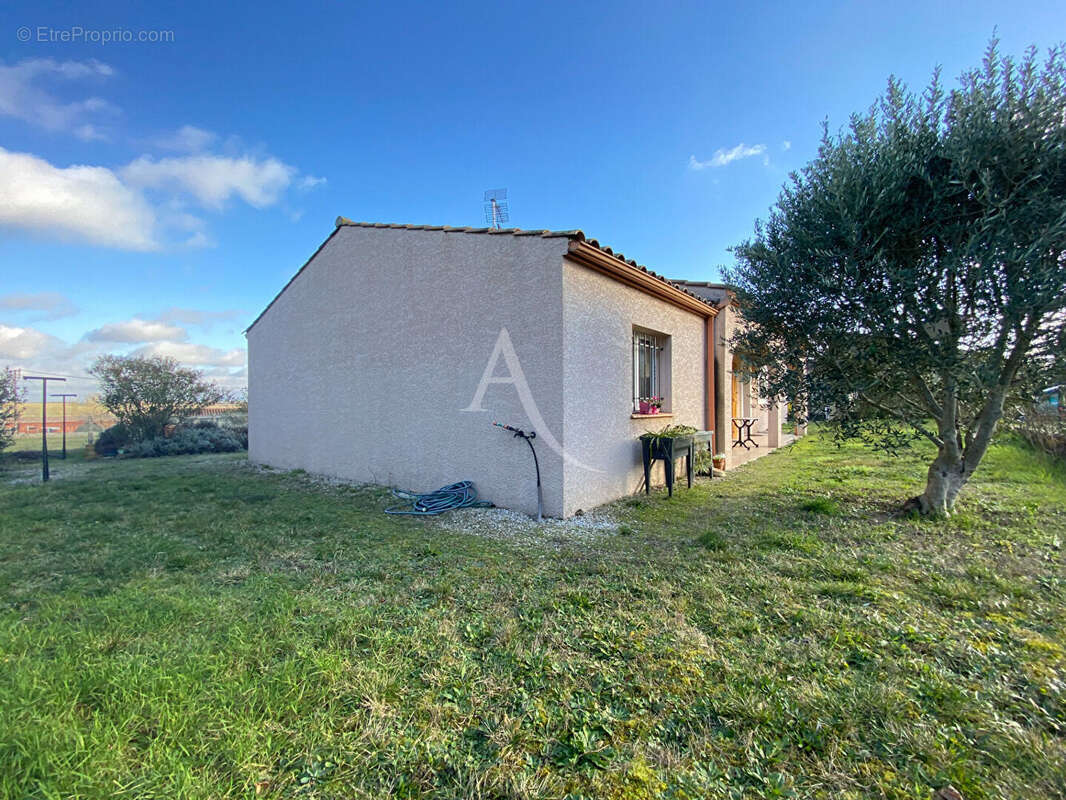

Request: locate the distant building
(1043, 385), (1064, 411)
(4, 401), (117, 435)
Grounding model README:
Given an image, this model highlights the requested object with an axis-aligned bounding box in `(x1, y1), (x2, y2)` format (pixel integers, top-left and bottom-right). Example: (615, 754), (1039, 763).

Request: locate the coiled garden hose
(384, 480), (493, 516)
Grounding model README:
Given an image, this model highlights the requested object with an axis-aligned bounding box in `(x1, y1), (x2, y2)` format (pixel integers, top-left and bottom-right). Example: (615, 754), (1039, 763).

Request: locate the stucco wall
(560, 259), (708, 516)
(247, 226), (568, 517)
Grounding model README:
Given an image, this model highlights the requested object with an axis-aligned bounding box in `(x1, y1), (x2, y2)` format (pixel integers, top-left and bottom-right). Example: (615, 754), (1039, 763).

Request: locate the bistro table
(732, 417), (760, 449)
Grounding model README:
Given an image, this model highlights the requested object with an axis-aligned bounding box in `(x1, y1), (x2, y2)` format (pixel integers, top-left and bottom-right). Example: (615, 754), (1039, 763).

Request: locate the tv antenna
(484, 188), (509, 229)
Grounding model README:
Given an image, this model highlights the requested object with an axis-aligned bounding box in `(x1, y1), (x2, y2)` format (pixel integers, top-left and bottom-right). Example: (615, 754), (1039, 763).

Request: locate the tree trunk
(913, 452), (969, 516)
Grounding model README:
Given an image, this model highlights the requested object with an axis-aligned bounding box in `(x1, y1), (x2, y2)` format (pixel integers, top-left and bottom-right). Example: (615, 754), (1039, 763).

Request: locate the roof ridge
(247, 217), (719, 332)
(334, 217), (584, 240)
(332, 218), (715, 310)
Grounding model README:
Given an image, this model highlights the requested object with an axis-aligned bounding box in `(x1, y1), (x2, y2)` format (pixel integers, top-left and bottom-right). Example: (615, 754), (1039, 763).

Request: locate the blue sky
(1, 0), (1063, 395)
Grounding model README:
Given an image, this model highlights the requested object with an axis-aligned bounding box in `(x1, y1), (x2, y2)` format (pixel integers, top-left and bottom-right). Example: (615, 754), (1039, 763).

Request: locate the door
(731, 356), (740, 419)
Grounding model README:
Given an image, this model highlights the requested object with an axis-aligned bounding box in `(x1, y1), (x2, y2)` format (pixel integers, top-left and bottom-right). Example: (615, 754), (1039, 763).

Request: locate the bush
(122, 423), (246, 459)
(190, 418), (247, 449)
(94, 423), (134, 456)
(1013, 411), (1066, 460)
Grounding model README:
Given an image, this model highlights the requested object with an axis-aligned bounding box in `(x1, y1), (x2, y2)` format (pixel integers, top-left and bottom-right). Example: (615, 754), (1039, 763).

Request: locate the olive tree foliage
(727, 41), (1066, 515)
(89, 355), (226, 442)
(0, 369), (22, 453)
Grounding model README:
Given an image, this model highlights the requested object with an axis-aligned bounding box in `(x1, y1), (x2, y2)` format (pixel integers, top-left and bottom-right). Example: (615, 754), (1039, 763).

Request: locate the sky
(1, 0), (1063, 397)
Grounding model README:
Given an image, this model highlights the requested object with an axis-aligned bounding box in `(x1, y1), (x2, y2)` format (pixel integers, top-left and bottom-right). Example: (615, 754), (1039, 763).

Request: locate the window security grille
(633, 331), (663, 410)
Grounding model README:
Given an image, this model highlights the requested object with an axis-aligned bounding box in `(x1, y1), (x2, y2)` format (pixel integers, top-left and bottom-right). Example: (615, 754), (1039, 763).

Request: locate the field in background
(9, 432), (92, 451)
(14, 400), (111, 420)
(0, 432), (1063, 798)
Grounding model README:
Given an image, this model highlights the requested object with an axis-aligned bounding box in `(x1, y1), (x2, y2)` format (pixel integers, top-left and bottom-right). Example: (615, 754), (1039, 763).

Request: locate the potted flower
(637, 396), (663, 414)
(712, 452), (726, 471)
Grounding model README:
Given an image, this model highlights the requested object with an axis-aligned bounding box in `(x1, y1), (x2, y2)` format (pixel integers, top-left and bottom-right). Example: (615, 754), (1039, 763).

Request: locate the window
(633, 329), (666, 412)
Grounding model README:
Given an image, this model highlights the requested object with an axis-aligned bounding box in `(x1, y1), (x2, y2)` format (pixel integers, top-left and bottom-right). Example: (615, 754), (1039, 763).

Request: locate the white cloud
(154, 125), (217, 153)
(688, 143), (768, 170)
(0, 58), (117, 135)
(121, 153), (296, 209)
(0, 324), (67, 360)
(132, 341), (246, 367)
(74, 123), (108, 142)
(782, 140), (792, 151)
(297, 174), (327, 191)
(0, 57), (318, 249)
(183, 231), (214, 248)
(199, 365), (248, 391)
(2, 321), (248, 396)
(0, 292), (78, 320)
(0, 147), (159, 250)
(85, 318), (188, 344)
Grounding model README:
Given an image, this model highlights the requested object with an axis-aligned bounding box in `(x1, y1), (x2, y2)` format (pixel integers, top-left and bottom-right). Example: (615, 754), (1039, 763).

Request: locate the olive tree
(89, 355), (225, 442)
(728, 41), (1066, 515)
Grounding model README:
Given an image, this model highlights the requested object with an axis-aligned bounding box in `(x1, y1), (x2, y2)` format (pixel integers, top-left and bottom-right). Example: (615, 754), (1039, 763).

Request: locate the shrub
(122, 423), (246, 459)
(94, 423), (134, 456)
(190, 418), (247, 449)
(1013, 411), (1066, 460)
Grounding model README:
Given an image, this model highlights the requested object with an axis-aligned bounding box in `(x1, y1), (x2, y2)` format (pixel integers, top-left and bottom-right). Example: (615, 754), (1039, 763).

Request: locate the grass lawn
(8, 432), (92, 461)
(1, 432), (1063, 799)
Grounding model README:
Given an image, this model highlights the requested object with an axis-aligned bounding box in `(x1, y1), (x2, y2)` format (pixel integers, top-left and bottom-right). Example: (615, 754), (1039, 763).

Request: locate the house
(246, 219), (797, 518)
(672, 281), (805, 466)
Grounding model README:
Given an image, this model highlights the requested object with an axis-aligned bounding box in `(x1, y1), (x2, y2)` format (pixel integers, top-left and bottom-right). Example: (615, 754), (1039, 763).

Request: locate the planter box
(639, 434), (694, 497)
(640, 434), (692, 461)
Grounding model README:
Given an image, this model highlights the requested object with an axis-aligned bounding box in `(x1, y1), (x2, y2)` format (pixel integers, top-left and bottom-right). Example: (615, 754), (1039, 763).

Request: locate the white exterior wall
(560, 259), (707, 516)
(248, 226), (568, 517)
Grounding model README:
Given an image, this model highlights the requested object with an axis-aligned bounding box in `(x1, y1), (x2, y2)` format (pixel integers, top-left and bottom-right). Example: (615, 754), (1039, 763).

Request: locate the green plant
(693, 448), (714, 475)
(698, 529), (728, 550)
(729, 39), (1066, 515)
(93, 422), (134, 456)
(639, 424), (697, 442)
(123, 424), (246, 458)
(799, 496), (841, 515)
(89, 355), (226, 442)
(0, 368), (21, 454)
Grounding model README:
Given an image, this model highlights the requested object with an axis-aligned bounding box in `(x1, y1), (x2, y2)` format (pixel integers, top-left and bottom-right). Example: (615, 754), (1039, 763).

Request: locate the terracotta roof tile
(336, 218), (582, 239)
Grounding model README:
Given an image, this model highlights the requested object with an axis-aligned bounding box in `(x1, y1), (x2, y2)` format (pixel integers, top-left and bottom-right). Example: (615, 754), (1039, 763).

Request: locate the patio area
(730, 426), (798, 468)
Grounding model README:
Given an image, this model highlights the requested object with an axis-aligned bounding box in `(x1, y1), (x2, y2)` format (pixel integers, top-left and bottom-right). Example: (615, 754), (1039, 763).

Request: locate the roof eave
(565, 240), (718, 318)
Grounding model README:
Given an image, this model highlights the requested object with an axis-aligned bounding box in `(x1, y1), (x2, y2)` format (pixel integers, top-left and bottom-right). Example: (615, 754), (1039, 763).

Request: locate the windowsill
(631, 412), (674, 419)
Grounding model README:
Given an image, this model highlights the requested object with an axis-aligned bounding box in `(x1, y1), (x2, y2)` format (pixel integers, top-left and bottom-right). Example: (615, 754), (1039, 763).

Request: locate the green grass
(0, 432), (1064, 799)
(7, 432), (92, 461)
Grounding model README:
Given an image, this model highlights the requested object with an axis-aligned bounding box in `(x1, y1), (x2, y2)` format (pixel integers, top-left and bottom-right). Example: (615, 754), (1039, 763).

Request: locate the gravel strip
(433, 506), (617, 549)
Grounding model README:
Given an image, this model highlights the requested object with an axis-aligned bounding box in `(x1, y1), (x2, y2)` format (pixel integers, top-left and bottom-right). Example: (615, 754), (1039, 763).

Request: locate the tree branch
(858, 391), (944, 446)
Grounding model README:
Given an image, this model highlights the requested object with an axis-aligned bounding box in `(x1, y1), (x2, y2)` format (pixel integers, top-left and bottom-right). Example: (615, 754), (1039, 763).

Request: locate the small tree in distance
(728, 40), (1066, 515)
(0, 368), (23, 453)
(89, 355), (226, 442)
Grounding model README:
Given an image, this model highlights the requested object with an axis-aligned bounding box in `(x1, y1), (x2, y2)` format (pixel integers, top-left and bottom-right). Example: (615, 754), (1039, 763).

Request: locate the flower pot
(712, 457), (725, 471)
(649, 407), (660, 414)
(638, 400), (652, 414)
